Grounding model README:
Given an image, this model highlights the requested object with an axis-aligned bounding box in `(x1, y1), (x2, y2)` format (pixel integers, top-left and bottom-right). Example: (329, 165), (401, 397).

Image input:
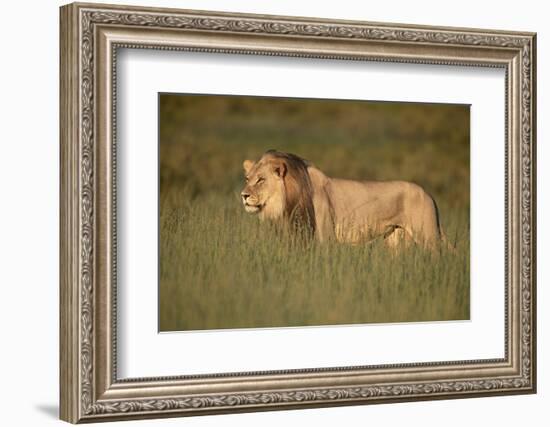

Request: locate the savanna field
(159, 95), (470, 331)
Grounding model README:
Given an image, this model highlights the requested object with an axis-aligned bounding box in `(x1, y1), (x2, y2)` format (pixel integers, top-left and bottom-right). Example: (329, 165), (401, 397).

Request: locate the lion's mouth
(244, 202), (263, 213)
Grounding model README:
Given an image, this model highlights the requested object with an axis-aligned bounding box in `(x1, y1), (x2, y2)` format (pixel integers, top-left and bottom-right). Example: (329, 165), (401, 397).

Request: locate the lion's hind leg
(383, 226), (411, 251)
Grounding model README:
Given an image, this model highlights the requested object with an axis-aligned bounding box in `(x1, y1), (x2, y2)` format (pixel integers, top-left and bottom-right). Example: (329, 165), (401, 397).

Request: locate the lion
(240, 150), (452, 250)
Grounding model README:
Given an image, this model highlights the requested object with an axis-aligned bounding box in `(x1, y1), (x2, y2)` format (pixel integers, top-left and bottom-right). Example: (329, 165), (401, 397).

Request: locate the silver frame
(60, 2), (536, 423)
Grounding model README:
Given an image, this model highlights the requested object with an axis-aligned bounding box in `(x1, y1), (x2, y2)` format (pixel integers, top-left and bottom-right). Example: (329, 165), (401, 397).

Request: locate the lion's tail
(432, 196), (457, 253)
(440, 229), (457, 253)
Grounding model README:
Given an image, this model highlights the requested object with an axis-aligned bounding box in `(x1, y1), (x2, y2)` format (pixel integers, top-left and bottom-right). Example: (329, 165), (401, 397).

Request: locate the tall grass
(159, 189), (469, 331)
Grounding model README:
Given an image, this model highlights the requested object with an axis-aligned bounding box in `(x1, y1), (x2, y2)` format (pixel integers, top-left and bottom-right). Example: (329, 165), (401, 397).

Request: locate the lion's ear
(243, 160), (254, 174)
(271, 159), (287, 179)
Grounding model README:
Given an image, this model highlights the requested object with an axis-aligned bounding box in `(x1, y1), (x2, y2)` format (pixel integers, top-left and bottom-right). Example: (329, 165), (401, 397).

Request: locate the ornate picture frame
(60, 2), (536, 423)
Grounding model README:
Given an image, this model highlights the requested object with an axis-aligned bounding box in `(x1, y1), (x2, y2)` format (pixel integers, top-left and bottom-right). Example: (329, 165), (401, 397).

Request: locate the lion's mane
(264, 150), (316, 235)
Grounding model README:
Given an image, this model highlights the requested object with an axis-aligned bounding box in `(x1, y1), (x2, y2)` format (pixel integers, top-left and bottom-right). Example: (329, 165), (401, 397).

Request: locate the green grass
(158, 94), (470, 331)
(159, 189), (470, 331)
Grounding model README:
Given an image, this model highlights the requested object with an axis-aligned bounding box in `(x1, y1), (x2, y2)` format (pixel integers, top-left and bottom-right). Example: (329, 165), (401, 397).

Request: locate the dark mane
(263, 150), (316, 236)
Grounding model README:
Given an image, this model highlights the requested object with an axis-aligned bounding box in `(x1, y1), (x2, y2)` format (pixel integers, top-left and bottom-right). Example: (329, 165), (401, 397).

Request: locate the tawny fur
(241, 150), (451, 249)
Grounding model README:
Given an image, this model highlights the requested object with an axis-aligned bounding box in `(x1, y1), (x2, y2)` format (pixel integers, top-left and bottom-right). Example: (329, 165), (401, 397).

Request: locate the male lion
(240, 150), (451, 249)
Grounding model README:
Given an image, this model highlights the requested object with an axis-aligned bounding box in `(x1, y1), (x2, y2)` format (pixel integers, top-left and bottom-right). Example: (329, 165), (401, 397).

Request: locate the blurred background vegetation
(159, 94), (470, 332)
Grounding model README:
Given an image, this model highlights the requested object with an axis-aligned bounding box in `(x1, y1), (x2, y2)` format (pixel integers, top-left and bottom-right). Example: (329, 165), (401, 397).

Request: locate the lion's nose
(241, 191), (250, 201)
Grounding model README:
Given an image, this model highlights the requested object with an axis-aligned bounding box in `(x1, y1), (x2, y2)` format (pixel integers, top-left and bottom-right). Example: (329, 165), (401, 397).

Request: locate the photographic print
(159, 94), (470, 332)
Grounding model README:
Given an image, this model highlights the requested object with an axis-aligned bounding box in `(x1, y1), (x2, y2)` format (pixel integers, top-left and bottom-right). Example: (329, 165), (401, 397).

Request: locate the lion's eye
(256, 177), (264, 185)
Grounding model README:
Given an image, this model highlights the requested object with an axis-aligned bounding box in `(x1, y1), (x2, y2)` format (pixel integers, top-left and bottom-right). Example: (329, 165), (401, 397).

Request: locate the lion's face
(240, 158), (286, 219)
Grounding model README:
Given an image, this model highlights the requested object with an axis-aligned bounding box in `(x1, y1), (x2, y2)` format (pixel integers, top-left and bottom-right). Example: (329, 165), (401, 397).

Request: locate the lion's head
(240, 150), (316, 233)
